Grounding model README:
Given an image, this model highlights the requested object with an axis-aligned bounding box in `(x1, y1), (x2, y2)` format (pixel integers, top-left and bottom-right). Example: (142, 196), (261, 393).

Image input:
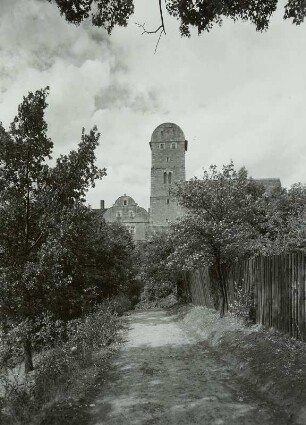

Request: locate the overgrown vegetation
(0, 303), (122, 425)
(0, 88), (138, 423)
(136, 233), (176, 304)
(139, 162), (306, 318)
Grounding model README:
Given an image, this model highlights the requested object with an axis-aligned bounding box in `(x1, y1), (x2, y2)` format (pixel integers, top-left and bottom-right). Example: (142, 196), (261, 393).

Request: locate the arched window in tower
(168, 172), (172, 184)
(163, 172), (167, 184)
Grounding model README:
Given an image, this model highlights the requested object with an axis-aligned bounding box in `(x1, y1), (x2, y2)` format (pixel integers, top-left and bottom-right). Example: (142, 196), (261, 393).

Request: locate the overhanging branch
(135, 0), (166, 53)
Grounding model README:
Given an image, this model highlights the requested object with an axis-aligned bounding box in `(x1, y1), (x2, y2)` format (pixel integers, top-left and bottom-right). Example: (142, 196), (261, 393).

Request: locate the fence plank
(187, 252), (306, 343)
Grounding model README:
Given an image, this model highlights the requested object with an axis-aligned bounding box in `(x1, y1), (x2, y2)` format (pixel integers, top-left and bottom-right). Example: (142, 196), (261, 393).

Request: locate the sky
(1, 0), (306, 210)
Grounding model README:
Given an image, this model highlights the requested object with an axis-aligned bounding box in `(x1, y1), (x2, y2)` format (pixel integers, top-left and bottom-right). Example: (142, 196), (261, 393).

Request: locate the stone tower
(149, 123), (188, 229)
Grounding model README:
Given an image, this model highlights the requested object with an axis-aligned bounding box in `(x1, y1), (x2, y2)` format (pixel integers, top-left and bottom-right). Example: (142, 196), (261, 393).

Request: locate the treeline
(0, 87), (138, 374)
(140, 162), (306, 316)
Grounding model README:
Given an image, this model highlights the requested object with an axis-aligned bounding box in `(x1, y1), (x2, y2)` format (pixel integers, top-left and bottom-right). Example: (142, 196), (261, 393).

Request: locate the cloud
(1, 0), (306, 212)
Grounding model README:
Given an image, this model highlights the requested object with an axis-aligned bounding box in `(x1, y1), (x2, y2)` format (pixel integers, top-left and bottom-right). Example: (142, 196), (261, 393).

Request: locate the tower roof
(151, 123), (186, 144)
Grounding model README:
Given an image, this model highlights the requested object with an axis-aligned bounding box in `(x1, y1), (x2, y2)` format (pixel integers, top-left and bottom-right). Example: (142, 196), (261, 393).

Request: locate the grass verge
(174, 304), (306, 424)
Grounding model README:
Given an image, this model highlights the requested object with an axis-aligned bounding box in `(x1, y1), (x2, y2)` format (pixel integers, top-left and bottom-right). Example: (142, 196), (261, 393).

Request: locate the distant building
(102, 194), (149, 242)
(97, 123), (281, 242)
(149, 123), (187, 231)
(253, 178), (282, 194)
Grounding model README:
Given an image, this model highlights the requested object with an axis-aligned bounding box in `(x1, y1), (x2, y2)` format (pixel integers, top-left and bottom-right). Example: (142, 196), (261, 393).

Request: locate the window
(129, 211), (134, 218)
(171, 143), (177, 149)
(123, 200), (127, 206)
(168, 172), (172, 184)
(167, 199), (170, 205)
(160, 143), (165, 149)
(116, 211), (121, 218)
(163, 172), (167, 184)
(166, 157), (169, 162)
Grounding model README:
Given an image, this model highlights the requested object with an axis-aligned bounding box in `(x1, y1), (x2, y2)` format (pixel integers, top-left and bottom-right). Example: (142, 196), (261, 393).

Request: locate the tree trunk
(24, 337), (34, 373)
(219, 295), (225, 318)
(215, 260), (228, 318)
(220, 276), (228, 317)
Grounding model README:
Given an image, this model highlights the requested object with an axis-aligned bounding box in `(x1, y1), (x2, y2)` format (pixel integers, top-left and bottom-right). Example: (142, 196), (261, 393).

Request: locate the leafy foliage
(166, 163), (306, 316)
(166, 0), (278, 35)
(254, 183), (306, 254)
(0, 88), (135, 372)
(137, 232), (177, 303)
(167, 162), (267, 316)
(0, 304), (121, 425)
(46, 0), (306, 35)
(48, 0), (134, 33)
(170, 162), (264, 267)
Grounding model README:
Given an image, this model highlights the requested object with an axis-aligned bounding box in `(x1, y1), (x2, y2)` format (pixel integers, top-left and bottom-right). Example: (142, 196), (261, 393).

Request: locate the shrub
(107, 294), (132, 316)
(228, 281), (255, 322)
(0, 304), (121, 424)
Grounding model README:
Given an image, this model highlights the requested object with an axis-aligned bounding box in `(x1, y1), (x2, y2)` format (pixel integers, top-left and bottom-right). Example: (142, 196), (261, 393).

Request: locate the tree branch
(136, 22), (164, 35)
(28, 233), (44, 253)
(159, 0), (166, 35)
(135, 0), (166, 53)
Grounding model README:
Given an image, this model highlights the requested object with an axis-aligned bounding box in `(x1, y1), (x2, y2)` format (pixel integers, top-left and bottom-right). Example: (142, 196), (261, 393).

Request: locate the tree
(88, 218), (137, 300)
(137, 231), (177, 302)
(255, 183), (306, 254)
(48, 0), (134, 33)
(0, 88), (54, 372)
(0, 88), (106, 372)
(169, 162), (265, 316)
(47, 0), (306, 36)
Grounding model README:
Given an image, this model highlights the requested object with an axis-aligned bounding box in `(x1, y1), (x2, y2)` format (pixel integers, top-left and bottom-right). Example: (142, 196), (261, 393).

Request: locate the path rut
(89, 309), (289, 425)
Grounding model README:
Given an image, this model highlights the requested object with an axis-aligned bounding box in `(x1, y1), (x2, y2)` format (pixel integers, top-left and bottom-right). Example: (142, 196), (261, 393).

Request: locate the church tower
(149, 123), (188, 229)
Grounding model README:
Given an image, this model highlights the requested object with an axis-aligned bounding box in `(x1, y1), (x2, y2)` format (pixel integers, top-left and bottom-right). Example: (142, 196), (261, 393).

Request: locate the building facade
(149, 123), (187, 230)
(100, 122), (187, 241)
(98, 122), (281, 242)
(102, 195), (149, 242)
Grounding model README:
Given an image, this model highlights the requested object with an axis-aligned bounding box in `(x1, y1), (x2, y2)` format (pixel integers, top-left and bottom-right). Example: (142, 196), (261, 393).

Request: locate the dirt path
(89, 310), (289, 425)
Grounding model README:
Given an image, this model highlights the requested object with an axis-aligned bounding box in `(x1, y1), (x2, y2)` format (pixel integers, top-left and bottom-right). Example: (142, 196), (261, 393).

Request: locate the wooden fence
(184, 253), (306, 342)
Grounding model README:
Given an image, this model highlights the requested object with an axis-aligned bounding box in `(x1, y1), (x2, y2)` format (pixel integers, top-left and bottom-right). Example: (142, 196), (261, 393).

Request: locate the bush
(0, 304), (121, 424)
(228, 281), (255, 322)
(67, 304), (120, 357)
(106, 294), (132, 316)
